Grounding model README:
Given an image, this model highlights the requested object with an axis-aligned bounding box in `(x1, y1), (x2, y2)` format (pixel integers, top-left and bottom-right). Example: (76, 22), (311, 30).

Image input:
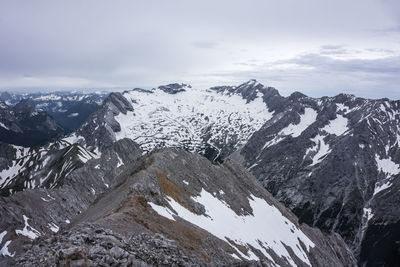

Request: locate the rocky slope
(231, 92), (400, 266)
(0, 141), (97, 197)
(0, 138), (142, 259)
(0, 100), (65, 146)
(1, 147), (356, 266)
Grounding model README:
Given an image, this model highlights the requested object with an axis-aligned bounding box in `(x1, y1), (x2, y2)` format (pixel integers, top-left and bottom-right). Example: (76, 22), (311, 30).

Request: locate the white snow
(0, 122), (9, 130)
(375, 154), (400, 177)
(0, 231), (13, 257)
(280, 108), (318, 138)
(150, 189), (314, 266)
(305, 135), (331, 166)
(15, 215), (41, 240)
(262, 108), (318, 150)
(363, 208), (374, 223)
(336, 103), (347, 112)
(149, 202), (175, 221)
(76, 146), (94, 163)
(115, 86), (273, 154)
(116, 154), (124, 168)
(230, 253), (241, 260)
(40, 197), (51, 202)
(67, 113), (79, 117)
(0, 231), (6, 244)
(33, 94), (61, 101)
(48, 223), (59, 233)
(322, 114), (349, 136)
(373, 181), (392, 196)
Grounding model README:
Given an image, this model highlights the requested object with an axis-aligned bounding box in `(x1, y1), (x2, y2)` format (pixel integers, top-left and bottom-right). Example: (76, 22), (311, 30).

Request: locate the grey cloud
(0, 0), (399, 99)
(192, 42), (218, 49)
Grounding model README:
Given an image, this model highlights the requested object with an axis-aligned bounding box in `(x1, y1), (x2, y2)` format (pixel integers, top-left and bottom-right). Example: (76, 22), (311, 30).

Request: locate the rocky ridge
(231, 91), (400, 265)
(2, 148), (356, 266)
(0, 139), (142, 259)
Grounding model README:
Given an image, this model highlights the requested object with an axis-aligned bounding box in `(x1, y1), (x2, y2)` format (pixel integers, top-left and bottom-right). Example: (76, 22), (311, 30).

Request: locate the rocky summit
(1, 146), (356, 266)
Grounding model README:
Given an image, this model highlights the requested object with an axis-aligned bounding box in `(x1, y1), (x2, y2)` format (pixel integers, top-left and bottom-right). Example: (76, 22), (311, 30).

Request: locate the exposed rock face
(233, 92), (400, 265)
(0, 138), (142, 257)
(0, 141), (100, 197)
(3, 148), (356, 266)
(0, 100), (65, 146)
(75, 92), (134, 151)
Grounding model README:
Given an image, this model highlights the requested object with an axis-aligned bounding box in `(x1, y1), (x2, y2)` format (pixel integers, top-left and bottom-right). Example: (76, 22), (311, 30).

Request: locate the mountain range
(0, 80), (399, 266)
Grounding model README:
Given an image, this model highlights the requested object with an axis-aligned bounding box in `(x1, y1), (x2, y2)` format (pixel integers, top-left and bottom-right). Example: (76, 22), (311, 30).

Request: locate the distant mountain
(0, 145), (356, 266)
(0, 91), (108, 132)
(0, 100), (65, 146)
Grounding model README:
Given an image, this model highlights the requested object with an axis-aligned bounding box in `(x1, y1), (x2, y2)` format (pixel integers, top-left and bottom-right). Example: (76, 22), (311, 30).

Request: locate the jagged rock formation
(1, 148), (356, 266)
(0, 100), (65, 146)
(232, 91), (400, 266)
(0, 140), (99, 197)
(0, 138), (142, 260)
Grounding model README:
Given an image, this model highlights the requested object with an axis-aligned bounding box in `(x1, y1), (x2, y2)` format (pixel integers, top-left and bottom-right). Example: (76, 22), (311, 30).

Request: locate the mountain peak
(12, 99), (35, 114)
(240, 79), (261, 87)
(157, 83), (192, 94)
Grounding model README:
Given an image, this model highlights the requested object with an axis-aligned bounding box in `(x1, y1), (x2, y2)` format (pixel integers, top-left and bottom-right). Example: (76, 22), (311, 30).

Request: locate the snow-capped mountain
(231, 91), (400, 266)
(0, 146), (356, 266)
(1, 80), (399, 265)
(0, 91), (108, 131)
(0, 99), (65, 146)
(71, 80), (275, 162)
(0, 140), (96, 197)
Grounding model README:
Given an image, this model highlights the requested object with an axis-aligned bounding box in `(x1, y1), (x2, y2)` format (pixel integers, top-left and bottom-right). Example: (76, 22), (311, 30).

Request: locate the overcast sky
(0, 0), (399, 99)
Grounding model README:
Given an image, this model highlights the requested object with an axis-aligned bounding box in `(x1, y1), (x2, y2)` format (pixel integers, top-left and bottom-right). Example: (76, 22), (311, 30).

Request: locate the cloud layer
(0, 0), (399, 99)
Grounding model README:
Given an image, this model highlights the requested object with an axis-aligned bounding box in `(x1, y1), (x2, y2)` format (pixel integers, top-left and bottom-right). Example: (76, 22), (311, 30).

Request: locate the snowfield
(115, 86), (273, 156)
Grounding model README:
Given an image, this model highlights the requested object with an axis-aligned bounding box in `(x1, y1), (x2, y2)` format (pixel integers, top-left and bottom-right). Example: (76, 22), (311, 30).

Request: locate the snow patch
(0, 231), (14, 257)
(305, 135), (331, 166)
(116, 154), (124, 168)
(15, 215), (41, 240)
(0, 122), (9, 130)
(262, 108), (318, 150)
(280, 108), (318, 138)
(375, 154), (400, 177)
(363, 208), (374, 223)
(373, 181), (392, 196)
(48, 223), (59, 233)
(322, 114), (349, 136)
(67, 113), (79, 117)
(150, 189), (314, 266)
